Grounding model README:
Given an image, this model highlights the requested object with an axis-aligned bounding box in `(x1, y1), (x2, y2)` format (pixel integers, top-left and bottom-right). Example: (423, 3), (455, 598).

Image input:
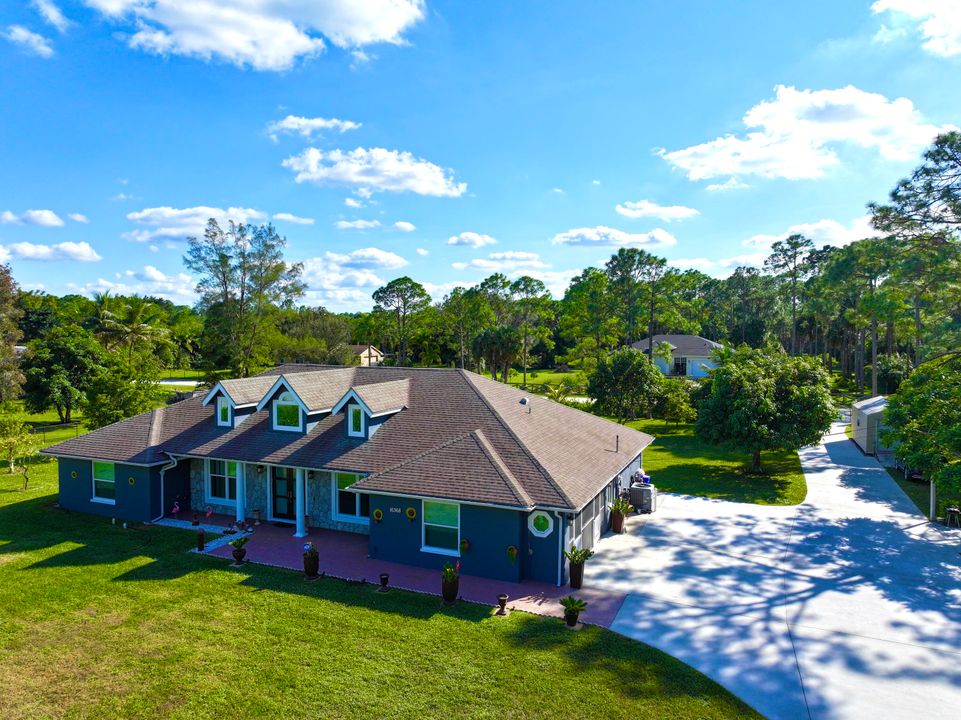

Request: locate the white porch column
(294, 467), (307, 537)
(235, 462), (246, 524)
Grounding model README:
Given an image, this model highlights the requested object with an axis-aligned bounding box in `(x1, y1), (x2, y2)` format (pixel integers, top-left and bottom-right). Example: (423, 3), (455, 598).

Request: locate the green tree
(510, 276), (553, 385)
(371, 276), (430, 366)
(884, 355), (961, 509)
(184, 219), (305, 376)
(22, 325), (107, 422)
(83, 361), (166, 430)
(587, 347), (663, 425)
(442, 286), (493, 370)
(0, 409), (38, 474)
(765, 234), (814, 355)
(0, 264), (24, 402)
(696, 347), (834, 472)
(472, 325), (520, 381)
(559, 268), (620, 374)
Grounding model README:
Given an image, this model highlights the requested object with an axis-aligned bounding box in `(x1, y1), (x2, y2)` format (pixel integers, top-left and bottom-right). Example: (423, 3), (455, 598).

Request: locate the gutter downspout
(554, 510), (566, 587)
(152, 453), (180, 523)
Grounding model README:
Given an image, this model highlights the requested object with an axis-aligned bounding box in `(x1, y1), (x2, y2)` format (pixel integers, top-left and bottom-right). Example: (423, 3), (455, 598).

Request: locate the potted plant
(228, 536), (248, 564)
(559, 595), (587, 627)
(563, 544), (595, 589)
(441, 561), (460, 605)
(609, 497), (633, 534)
(303, 542), (319, 579)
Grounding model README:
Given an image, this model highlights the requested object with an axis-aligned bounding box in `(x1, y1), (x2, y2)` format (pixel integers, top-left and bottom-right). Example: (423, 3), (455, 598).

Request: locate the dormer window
(348, 403), (365, 437)
(273, 391), (303, 432)
(216, 396), (232, 427)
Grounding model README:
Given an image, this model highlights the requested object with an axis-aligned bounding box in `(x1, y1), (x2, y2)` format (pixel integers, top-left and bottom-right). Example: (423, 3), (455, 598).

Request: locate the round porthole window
(528, 511), (554, 538)
(128, 476), (136, 486)
(70, 470), (78, 479)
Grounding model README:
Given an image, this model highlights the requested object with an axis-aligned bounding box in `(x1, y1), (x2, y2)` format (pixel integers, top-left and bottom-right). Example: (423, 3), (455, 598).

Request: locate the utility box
(630, 483), (657, 513)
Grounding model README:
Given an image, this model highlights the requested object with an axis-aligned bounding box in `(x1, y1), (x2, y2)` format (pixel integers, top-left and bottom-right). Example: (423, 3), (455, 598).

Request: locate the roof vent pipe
(616, 434), (619, 453)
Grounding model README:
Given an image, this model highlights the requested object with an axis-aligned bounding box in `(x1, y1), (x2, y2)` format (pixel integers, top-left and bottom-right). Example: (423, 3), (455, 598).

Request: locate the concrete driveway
(585, 424), (961, 719)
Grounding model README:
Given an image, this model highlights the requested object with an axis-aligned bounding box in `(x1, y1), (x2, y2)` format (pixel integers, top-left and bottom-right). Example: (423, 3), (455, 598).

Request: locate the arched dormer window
(273, 391), (302, 432)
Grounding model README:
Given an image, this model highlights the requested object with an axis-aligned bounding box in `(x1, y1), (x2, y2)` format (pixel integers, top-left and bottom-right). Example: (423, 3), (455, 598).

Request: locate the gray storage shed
(851, 395), (890, 456)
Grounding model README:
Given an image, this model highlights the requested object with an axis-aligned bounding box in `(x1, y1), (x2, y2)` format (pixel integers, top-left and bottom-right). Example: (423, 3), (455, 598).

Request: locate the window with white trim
(528, 510), (554, 537)
(347, 403), (365, 437)
(332, 472), (369, 522)
(92, 461), (116, 504)
(422, 500), (460, 555)
(208, 460), (238, 503)
(273, 391), (302, 431)
(216, 396), (231, 427)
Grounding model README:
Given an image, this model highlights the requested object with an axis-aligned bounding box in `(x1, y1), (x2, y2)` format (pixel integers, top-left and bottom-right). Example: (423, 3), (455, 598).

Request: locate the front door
(271, 467), (296, 521)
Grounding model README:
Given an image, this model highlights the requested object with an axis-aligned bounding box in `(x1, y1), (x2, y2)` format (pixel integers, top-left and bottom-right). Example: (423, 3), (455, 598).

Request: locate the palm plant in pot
(228, 536), (248, 565)
(303, 542), (319, 579)
(560, 595), (587, 627)
(441, 561), (460, 605)
(563, 544), (594, 589)
(609, 497), (633, 534)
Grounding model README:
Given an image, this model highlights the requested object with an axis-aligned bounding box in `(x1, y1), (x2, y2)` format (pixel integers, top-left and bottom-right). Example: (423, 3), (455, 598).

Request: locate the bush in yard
(588, 347), (663, 424)
(658, 378), (697, 426)
(695, 346), (834, 473)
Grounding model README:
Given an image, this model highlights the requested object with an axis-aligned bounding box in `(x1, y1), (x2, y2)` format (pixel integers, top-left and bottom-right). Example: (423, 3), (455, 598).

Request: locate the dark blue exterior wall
(57, 458), (160, 523)
(523, 510), (563, 584)
(367, 494), (524, 582)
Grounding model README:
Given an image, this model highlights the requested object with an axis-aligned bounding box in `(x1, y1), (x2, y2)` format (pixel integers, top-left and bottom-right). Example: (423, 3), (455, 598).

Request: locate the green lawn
(0, 434), (757, 719)
(887, 468), (930, 517)
(626, 420), (807, 505)
(506, 367), (588, 389)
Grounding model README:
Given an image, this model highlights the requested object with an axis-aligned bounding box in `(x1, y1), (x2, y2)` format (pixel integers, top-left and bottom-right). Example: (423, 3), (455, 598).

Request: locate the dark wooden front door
(271, 467), (296, 521)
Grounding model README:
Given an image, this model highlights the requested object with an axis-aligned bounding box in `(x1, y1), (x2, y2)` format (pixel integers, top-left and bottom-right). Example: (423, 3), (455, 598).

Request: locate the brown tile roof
(354, 430), (533, 507)
(353, 378), (410, 415)
(217, 376), (278, 407)
(43, 366), (654, 511)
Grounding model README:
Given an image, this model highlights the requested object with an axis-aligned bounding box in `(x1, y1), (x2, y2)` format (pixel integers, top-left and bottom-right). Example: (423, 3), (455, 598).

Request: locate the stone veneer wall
(190, 459), (367, 534)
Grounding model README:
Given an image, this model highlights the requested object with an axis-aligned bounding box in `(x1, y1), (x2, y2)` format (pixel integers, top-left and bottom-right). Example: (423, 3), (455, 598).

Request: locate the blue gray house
(42, 364), (653, 585)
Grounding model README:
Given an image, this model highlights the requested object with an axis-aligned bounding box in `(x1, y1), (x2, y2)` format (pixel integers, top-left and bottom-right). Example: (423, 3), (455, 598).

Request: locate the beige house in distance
(351, 345), (384, 367)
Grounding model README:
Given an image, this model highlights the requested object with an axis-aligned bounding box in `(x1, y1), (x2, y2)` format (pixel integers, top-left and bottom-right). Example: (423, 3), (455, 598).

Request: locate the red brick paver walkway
(205, 521), (626, 627)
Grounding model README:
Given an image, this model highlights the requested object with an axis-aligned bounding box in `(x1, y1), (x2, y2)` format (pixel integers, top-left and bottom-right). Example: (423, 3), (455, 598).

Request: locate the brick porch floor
(200, 518), (626, 627)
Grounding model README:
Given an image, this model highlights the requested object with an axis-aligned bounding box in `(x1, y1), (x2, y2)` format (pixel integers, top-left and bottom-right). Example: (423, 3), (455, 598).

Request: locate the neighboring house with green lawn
(631, 334), (722, 378)
(42, 364), (653, 585)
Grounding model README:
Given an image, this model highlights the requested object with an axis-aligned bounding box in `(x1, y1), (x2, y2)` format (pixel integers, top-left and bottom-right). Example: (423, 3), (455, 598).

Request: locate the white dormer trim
(331, 388), (373, 417)
(255, 376), (309, 413)
(215, 396), (232, 427)
(273, 391), (305, 432)
(347, 403), (366, 437)
(201, 382), (233, 407)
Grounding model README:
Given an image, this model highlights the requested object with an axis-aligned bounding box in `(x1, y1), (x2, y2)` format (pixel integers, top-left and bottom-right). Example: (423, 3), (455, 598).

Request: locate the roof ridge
(471, 429), (533, 507)
(458, 370), (576, 509)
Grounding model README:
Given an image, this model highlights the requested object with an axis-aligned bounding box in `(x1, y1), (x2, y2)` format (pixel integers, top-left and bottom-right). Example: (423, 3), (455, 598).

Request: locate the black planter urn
(442, 577), (459, 604)
(564, 610), (580, 627)
(569, 562), (585, 589)
(231, 547), (246, 564)
(304, 553), (320, 579)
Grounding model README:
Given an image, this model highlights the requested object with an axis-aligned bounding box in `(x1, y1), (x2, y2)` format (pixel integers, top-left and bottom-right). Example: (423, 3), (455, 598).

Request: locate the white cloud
(344, 197), (363, 208)
(550, 225), (678, 249)
(33, 1), (69, 33)
(84, 0), (426, 71)
(718, 253), (767, 270)
(592, 179), (601, 185)
(416, 247), (428, 256)
(422, 280), (472, 300)
(335, 219), (381, 230)
(1, 209), (65, 226)
(325, 246), (407, 269)
(67, 212), (90, 223)
(516, 269), (582, 297)
(705, 177), (750, 192)
(2, 241), (101, 262)
(452, 250), (547, 273)
(551, 187), (565, 194)
(283, 147), (467, 197)
(661, 85), (952, 181)
(447, 231), (496, 248)
(873, 23), (909, 44)
(266, 115), (361, 142)
(615, 199), (699, 222)
(393, 221), (416, 232)
(4, 25), (54, 58)
(112, 192), (133, 201)
(70, 265), (196, 304)
(124, 205), (267, 242)
(742, 215), (880, 250)
(273, 212), (314, 225)
(872, 1), (961, 56)
(667, 257), (717, 272)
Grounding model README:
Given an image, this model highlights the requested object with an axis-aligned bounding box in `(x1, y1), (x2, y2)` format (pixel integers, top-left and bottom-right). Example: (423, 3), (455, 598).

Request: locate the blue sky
(1, 1), (959, 311)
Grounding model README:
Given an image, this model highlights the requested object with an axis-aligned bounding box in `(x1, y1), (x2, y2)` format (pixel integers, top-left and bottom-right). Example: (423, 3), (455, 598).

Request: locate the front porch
(197, 519), (627, 627)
